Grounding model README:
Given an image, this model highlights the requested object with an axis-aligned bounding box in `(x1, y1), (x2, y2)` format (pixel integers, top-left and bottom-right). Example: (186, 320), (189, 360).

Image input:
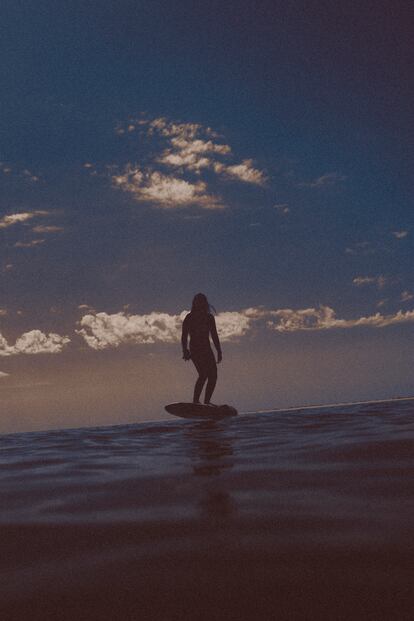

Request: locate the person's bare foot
(204, 402), (218, 407)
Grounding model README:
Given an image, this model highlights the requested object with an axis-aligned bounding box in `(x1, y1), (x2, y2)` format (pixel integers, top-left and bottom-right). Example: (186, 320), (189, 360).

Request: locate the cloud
(401, 290), (414, 302)
(0, 330), (70, 356)
(113, 167), (224, 209)
(32, 225), (64, 233)
(300, 172), (346, 188)
(78, 309), (253, 350)
(265, 305), (414, 332)
(345, 241), (374, 256)
(0, 213), (35, 228)
(22, 169), (40, 183)
(14, 239), (46, 248)
(77, 304), (414, 350)
(392, 230), (408, 239)
(158, 135), (231, 173)
(112, 115), (266, 209)
(0, 371), (9, 378)
(215, 311), (252, 340)
(0, 163), (40, 183)
(274, 203), (290, 215)
(0, 211), (49, 229)
(216, 159), (266, 186)
(353, 275), (387, 289)
(0, 211), (62, 246)
(78, 311), (186, 349)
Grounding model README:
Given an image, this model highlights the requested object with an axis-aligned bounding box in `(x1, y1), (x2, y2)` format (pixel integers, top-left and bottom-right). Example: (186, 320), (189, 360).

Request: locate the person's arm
(209, 315), (222, 363)
(181, 315), (191, 360)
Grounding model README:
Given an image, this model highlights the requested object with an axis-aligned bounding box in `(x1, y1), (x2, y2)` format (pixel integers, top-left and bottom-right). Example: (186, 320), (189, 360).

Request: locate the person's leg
(193, 374), (207, 403)
(192, 357), (207, 403)
(204, 360), (217, 404)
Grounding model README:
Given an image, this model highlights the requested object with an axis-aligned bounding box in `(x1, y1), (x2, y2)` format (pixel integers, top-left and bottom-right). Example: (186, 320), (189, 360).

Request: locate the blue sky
(1, 1), (413, 432)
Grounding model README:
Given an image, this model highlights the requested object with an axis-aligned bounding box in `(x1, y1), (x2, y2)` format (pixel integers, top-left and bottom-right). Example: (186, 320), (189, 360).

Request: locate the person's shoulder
(208, 312), (216, 322)
(183, 312), (192, 322)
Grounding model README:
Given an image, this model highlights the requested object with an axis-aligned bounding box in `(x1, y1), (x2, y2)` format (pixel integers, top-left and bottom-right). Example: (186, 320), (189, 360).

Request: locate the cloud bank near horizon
(2, 303), (413, 359)
(76, 305), (414, 351)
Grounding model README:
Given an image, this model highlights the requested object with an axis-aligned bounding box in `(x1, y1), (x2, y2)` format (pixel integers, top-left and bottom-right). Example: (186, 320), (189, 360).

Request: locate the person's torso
(187, 312), (212, 351)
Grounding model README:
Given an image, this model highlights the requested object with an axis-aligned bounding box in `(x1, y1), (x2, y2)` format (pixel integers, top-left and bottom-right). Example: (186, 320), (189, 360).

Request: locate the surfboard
(165, 402), (238, 419)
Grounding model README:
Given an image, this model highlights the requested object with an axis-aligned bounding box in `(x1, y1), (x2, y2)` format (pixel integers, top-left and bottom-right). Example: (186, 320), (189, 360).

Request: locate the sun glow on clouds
(111, 116), (266, 209)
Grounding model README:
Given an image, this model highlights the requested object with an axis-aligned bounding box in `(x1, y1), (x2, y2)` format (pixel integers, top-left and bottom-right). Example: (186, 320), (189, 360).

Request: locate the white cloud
(0, 213), (35, 228)
(0, 164), (40, 182)
(274, 203), (290, 215)
(0, 211), (50, 229)
(78, 304), (414, 350)
(14, 239), (46, 248)
(78, 309), (253, 350)
(353, 275), (387, 289)
(32, 225), (64, 233)
(158, 136), (231, 173)
(215, 311), (252, 340)
(78, 311), (186, 349)
(392, 230), (408, 239)
(22, 169), (40, 182)
(0, 330), (70, 357)
(218, 159), (266, 186)
(345, 241), (374, 256)
(112, 116), (266, 209)
(300, 172), (346, 188)
(113, 167), (224, 209)
(401, 290), (414, 302)
(0, 371), (9, 378)
(265, 305), (414, 332)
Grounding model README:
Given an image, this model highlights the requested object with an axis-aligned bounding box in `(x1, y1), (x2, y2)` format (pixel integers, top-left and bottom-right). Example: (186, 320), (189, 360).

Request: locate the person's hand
(217, 351), (222, 364)
(183, 349), (191, 361)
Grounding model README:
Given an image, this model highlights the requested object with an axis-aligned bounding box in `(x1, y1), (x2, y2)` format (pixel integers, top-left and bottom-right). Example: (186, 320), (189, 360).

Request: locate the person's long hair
(191, 293), (216, 314)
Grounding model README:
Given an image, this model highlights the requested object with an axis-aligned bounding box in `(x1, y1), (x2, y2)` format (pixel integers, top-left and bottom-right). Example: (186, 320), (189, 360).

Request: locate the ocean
(1, 398), (413, 620)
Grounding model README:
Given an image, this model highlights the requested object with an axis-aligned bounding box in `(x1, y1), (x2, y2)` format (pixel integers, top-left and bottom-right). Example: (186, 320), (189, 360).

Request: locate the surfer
(181, 293), (222, 405)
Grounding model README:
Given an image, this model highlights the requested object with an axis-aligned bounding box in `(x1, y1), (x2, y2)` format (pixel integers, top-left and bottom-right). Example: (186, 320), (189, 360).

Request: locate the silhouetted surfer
(181, 293), (222, 405)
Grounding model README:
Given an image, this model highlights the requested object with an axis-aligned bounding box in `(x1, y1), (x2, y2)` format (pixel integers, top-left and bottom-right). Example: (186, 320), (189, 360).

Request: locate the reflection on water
(0, 398), (413, 620)
(184, 420), (236, 521)
(184, 419), (235, 476)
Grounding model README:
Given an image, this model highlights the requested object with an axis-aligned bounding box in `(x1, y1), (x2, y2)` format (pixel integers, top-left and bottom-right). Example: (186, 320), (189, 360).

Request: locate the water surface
(1, 398), (413, 620)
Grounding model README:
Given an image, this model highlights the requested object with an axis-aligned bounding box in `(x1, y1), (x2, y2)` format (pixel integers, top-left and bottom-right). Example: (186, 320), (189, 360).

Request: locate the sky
(1, 0), (413, 433)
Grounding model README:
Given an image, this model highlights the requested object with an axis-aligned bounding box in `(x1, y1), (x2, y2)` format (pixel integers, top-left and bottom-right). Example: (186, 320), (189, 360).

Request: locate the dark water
(1, 399), (413, 620)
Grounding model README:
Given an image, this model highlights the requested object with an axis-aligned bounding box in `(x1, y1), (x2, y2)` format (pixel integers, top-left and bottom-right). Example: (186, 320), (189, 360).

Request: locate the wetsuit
(181, 311), (222, 404)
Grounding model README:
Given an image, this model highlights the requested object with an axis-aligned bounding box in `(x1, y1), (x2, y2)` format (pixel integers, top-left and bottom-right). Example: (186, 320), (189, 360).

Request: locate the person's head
(191, 292), (213, 314)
